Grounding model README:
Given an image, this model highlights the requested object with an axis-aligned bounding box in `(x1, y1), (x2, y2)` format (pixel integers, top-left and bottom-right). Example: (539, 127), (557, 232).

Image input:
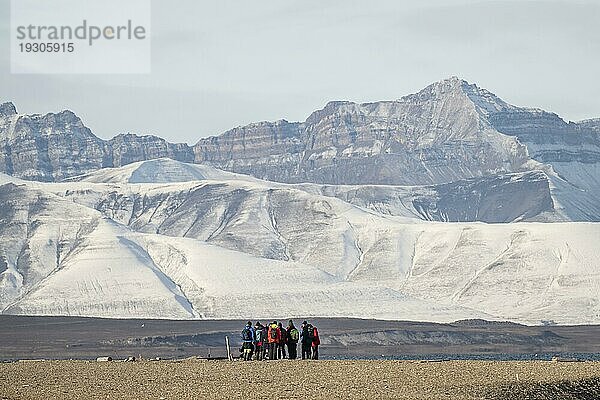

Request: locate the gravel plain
(1, 359), (599, 399)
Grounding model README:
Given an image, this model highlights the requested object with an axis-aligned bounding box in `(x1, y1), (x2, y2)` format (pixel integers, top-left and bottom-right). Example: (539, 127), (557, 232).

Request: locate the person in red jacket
(311, 325), (320, 360)
(267, 321), (280, 360)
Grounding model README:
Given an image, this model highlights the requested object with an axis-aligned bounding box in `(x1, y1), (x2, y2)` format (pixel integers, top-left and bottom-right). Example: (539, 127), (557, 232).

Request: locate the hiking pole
(225, 336), (232, 361)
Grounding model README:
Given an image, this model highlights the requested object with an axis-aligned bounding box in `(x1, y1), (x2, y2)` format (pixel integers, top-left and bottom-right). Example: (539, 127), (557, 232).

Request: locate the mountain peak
(437, 75), (469, 86)
(428, 76), (470, 91)
(0, 102), (17, 118)
(410, 77), (513, 115)
(404, 77), (471, 104)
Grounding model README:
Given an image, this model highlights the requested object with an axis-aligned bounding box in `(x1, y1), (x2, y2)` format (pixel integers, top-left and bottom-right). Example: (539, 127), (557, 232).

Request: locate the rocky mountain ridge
(0, 104), (193, 182)
(1, 77), (599, 220)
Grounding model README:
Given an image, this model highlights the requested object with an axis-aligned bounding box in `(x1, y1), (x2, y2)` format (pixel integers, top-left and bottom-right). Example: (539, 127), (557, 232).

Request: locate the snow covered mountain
(2, 77), (599, 220)
(192, 78), (600, 221)
(194, 78), (528, 186)
(296, 170), (554, 223)
(67, 158), (554, 223)
(0, 103), (193, 182)
(0, 172), (491, 322)
(0, 159), (599, 324)
(1, 78), (599, 324)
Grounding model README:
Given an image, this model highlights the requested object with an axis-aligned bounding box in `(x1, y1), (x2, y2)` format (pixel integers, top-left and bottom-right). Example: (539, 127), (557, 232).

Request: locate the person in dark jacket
(241, 321), (255, 361)
(277, 322), (287, 359)
(300, 320), (312, 360)
(261, 324), (268, 360)
(254, 322), (265, 361)
(286, 320), (299, 360)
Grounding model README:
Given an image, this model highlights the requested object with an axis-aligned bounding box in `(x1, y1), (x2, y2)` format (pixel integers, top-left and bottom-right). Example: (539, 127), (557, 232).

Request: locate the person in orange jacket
(267, 321), (281, 360)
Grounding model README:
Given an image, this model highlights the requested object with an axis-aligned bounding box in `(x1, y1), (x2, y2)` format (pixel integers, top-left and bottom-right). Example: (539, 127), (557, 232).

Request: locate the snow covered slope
(0, 180), (489, 322)
(297, 170), (555, 222)
(65, 158), (260, 184)
(0, 183), (197, 319)
(1, 165), (598, 324)
(65, 159), (556, 223)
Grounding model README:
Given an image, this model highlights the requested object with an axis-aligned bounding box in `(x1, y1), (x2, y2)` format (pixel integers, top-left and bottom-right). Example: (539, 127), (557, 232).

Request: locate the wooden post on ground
(225, 336), (232, 361)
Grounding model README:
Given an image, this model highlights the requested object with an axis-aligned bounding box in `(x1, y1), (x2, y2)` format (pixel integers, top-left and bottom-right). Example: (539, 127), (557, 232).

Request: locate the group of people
(240, 320), (320, 361)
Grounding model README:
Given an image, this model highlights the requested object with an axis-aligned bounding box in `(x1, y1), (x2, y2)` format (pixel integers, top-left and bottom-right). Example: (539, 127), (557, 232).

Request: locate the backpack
(270, 326), (278, 340)
(289, 328), (299, 342)
(242, 327), (252, 341)
(307, 325), (314, 340)
(255, 328), (263, 343)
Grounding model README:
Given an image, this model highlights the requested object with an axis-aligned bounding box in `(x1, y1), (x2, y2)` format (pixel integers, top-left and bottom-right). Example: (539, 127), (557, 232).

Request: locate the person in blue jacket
(241, 321), (255, 361)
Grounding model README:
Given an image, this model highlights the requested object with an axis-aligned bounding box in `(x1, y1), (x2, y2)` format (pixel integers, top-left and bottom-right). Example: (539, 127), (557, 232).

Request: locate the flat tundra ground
(1, 360), (599, 399)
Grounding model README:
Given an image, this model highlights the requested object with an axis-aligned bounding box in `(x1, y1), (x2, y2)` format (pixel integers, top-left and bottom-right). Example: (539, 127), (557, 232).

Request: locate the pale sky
(1, 0), (599, 144)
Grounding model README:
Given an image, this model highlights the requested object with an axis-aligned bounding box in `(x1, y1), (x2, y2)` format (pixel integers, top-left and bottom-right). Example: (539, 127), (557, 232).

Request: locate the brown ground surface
(1, 359), (599, 400)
